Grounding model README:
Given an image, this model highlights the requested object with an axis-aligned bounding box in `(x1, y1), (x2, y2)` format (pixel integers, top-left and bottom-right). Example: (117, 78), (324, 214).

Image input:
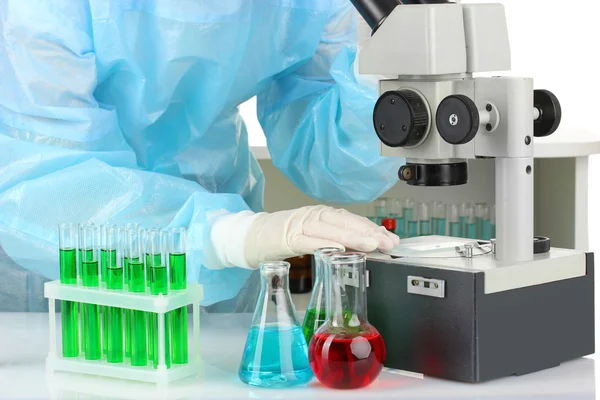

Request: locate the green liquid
(146, 253), (162, 288)
(169, 253), (187, 364)
(61, 300), (79, 358)
(131, 310), (147, 366)
(59, 248), (77, 284)
(459, 216), (468, 238)
(407, 221), (418, 238)
(395, 217), (404, 238)
(107, 307), (123, 363)
(476, 217), (485, 239)
(449, 222), (461, 237)
(419, 220), (431, 236)
(302, 308), (326, 344)
(82, 260), (98, 287)
(171, 307), (188, 364)
(151, 266), (168, 296)
(83, 303), (101, 360)
(169, 253), (186, 290)
(124, 256), (140, 358)
(128, 261), (145, 293)
(492, 223), (496, 239)
(59, 248), (79, 358)
(435, 218), (447, 236)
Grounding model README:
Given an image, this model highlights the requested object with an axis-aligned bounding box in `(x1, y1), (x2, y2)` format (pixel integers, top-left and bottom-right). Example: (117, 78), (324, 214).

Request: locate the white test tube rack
(44, 281), (203, 384)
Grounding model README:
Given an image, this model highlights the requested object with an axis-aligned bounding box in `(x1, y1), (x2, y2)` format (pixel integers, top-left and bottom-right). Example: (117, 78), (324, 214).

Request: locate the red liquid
(308, 328), (386, 389)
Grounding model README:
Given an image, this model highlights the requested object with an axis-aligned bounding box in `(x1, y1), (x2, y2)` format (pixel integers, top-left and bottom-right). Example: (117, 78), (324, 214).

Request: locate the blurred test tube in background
(418, 203), (431, 236)
(432, 202), (447, 236)
(459, 203), (471, 238)
(448, 205), (461, 237)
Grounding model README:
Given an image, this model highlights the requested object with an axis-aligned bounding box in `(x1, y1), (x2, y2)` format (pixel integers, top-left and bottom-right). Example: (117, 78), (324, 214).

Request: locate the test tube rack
(44, 281), (203, 384)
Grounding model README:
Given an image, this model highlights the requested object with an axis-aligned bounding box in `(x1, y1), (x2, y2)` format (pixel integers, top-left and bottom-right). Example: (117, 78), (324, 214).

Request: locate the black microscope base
(366, 253), (595, 383)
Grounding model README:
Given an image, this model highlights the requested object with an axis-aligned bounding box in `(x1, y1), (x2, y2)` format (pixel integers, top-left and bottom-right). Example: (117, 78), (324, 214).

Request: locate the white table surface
(0, 312), (596, 400)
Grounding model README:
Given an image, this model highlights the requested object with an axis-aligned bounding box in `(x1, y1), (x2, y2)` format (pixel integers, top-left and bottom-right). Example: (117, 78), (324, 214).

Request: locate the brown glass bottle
(286, 255), (313, 294)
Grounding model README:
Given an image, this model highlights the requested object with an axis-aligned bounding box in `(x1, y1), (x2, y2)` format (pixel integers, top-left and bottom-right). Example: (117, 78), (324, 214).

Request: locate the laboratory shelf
(45, 281), (203, 384)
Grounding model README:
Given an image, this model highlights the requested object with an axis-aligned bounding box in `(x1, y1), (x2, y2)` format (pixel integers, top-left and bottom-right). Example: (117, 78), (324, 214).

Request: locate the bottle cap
(382, 218), (396, 231)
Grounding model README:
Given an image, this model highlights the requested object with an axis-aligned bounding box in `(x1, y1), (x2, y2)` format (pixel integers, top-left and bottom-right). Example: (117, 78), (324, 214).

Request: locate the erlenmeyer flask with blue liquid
(238, 261), (313, 388)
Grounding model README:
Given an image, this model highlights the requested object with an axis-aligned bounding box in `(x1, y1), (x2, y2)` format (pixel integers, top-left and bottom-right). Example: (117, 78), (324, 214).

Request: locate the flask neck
(325, 260), (368, 327)
(250, 262), (298, 328)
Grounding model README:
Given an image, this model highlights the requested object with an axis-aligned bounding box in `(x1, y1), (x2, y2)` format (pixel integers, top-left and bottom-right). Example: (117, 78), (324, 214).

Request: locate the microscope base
(366, 252), (595, 382)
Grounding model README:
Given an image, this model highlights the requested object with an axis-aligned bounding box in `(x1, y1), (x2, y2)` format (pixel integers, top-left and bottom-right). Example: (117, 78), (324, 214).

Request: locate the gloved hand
(208, 205), (400, 269)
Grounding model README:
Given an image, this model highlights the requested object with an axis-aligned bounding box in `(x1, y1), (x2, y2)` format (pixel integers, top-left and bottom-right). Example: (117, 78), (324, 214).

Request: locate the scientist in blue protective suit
(0, 0), (403, 312)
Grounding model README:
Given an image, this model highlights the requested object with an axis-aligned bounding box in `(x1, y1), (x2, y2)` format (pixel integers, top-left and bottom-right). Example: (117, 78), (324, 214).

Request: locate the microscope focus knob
(436, 95), (480, 145)
(534, 89), (562, 137)
(373, 90), (429, 148)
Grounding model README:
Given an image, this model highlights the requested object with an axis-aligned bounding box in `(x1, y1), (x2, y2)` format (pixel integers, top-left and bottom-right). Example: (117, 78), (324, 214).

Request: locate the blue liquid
(419, 221), (431, 236)
(459, 216), (468, 237)
(483, 220), (492, 240)
(239, 325), (312, 388)
(407, 221), (418, 238)
(476, 217), (485, 239)
(449, 222), (461, 237)
(403, 208), (414, 234)
(432, 218), (446, 236)
(367, 216), (377, 224)
(395, 217), (404, 237)
(466, 223), (477, 239)
(492, 223), (496, 239)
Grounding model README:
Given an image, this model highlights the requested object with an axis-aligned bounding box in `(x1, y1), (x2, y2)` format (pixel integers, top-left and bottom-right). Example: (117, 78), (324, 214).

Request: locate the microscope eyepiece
(350, 0), (400, 32)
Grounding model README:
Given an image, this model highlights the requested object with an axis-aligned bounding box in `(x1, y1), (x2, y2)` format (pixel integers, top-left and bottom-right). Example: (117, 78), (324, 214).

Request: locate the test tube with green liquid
(104, 226), (123, 363)
(147, 229), (171, 369)
(418, 203), (431, 236)
(99, 224), (116, 356)
(169, 227), (188, 365)
(122, 222), (140, 358)
(126, 228), (147, 366)
(59, 223), (79, 358)
(81, 225), (101, 360)
(448, 205), (461, 237)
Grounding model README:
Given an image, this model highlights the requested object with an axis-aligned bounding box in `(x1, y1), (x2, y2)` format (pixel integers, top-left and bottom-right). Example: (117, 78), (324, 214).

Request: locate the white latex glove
(207, 205), (400, 270)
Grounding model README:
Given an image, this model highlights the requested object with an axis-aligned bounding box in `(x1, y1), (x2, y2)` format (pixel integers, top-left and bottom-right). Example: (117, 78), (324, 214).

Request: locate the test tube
(99, 224), (116, 356)
(403, 199), (415, 236)
(375, 198), (388, 225)
(481, 206), (492, 240)
(59, 223), (79, 358)
(390, 199), (404, 238)
(491, 205), (496, 239)
(474, 203), (487, 239)
(169, 227), (188, 365)
(406, 205), (418, 238)
(459, 203), (471, 238)
(104, 226), (123, 364)
(122, 222), (139, 359)
(448, 205), (461, 237)
(147, 229), (171, 369)
(126, 228), (147, 366)
(80, 225), (101, 360)
(418, 203), (431, 236)
(434, 203), (447, 236)
(464, 207), (477, 239)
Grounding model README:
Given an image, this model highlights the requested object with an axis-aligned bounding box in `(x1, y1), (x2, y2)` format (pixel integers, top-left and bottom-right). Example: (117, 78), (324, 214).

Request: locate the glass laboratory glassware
(239, 261), (313, 388)
(302, 247), (345, 344)
(474, 203), (487, 239)
(105, 226), (123, 363)
(126, 228), (147, 367)
(418, 202), (431, 236)
(59, 223), (79, 358)
(464, 206), (477, 239)
(403, 198), (415, 236)
(459, 203), (472, 237)
(122, 222), (140, 359)
(433, 202), (447, 236)
(81, 225), (101, 360)
(375, 198), (388, 225)
(308, 253), (386, 389)
(490, 205), (496, 239)
(406, 204), (419, 238)
(391, 198), (404, 237)
(481, 206), (492, 240)
(168, 227), (188, 365)
(448, 205), (461, 237)
(99, 224), (117, 356)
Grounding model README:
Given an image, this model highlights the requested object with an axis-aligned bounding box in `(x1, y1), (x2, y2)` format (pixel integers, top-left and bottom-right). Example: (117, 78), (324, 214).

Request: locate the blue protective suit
(0, 0), (402, 310)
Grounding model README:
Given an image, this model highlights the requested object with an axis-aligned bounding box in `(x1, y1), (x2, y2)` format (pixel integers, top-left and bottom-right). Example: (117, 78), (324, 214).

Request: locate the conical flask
(238, 261), (313, 388)
(302, 247), (345, 344)
(308, 252), (386, 389)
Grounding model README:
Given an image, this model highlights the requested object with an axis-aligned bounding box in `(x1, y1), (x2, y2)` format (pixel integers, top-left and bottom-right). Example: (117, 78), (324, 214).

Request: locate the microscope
(351, 0), (595, 382)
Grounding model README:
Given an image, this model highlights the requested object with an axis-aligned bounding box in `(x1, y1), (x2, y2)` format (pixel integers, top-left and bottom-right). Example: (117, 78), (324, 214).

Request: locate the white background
(239, 0), (600, 386)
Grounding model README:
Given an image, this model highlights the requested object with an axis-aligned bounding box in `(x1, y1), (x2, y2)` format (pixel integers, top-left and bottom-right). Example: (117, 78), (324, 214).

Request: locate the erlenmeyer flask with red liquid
(308, 252), (386, 389)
